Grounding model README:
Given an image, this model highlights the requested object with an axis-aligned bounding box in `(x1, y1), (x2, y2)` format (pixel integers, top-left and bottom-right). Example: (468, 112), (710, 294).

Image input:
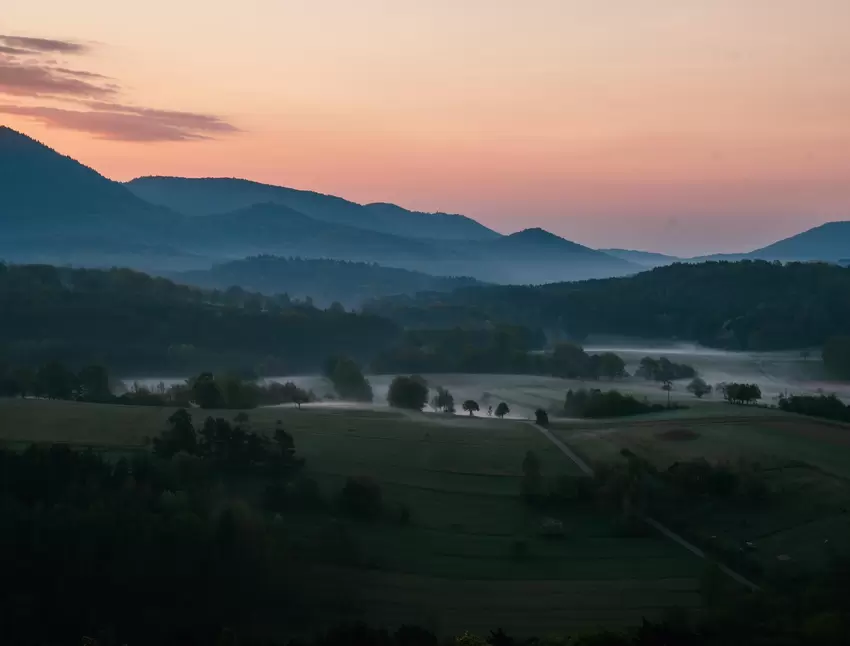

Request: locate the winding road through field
(527, 421), (762, 592)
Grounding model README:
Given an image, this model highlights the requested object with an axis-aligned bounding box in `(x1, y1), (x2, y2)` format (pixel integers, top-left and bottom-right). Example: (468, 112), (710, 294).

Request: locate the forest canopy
(366, 261), (850, 351)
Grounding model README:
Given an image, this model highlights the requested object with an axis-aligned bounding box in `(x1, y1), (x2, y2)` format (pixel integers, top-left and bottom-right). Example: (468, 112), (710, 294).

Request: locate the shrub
(564, 388), (664, 418)
(338, 476), (384, 520)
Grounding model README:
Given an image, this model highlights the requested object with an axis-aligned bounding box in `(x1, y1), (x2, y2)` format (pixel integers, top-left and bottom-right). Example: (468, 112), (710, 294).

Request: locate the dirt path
(526, 421), (761, 592)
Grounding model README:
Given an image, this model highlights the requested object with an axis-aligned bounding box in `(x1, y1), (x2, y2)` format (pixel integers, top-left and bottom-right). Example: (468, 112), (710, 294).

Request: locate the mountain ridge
(126, 175), (500, 242)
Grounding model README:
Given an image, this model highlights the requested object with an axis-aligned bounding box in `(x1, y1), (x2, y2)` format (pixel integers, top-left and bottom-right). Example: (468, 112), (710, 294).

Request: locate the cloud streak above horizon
(0, 34), (238, 141)
(0, 104), (239, 141)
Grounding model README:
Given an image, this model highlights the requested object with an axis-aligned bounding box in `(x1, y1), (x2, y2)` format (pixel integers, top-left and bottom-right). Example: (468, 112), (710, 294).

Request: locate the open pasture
(0, 396), (708, 635)
(553, 412), (850, 575)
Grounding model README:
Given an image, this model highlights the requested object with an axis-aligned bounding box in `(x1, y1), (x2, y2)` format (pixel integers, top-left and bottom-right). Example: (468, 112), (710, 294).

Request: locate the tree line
(0, 359), (313, 409)
(366, 260), (850, 352)
(374, 334), (629, 381)
(0, 262), (399, 375)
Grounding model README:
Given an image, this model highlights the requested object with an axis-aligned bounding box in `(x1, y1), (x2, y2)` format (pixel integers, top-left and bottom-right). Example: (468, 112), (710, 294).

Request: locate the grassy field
(552, 410), (850, 576)
(0, 397), (707, 636)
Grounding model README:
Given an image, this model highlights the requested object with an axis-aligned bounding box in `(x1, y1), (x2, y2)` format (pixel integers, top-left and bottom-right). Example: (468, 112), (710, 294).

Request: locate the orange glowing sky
(3, 1), (850, 255)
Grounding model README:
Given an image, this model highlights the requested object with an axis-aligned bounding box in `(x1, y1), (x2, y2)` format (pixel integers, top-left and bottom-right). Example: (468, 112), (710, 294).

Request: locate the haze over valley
(4, 4), (850, 642)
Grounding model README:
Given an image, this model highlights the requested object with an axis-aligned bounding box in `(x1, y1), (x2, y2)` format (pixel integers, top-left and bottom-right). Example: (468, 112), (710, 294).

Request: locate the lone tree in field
(535, 408), (549, 427)
(387, 375), (429, 410)
(661, 379), (673, 408)
(495, 402), (510, 418)
(462, 399), (480, 416)
(687, 377), (712, 398)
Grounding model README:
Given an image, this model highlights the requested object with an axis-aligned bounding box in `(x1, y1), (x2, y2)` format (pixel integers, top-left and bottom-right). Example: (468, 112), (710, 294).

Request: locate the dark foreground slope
(367, 260), (850, 350)
(0, 262), (398, 374)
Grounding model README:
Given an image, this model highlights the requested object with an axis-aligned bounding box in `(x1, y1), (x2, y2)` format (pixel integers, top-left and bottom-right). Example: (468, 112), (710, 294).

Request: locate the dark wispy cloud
(0, 104), (240, 141)
(0, 34), (239, 142)
(0, 35), (88, 54)
(0, 44), (32, 55)
(0, 62), (117, 97)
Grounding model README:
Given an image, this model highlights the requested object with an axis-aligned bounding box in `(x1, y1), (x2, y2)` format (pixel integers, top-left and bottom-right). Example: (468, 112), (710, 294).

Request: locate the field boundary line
(526, 422), (761, 592)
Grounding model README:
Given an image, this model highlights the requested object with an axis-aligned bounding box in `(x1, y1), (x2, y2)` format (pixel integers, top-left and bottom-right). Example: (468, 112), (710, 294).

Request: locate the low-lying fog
(126, 341), (849, 418)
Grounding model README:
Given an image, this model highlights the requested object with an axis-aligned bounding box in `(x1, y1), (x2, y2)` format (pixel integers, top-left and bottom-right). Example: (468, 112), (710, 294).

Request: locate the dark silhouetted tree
(687, 377), (712, 398)
(77, 364), (111, 401)
(324, 356), (373, 402)
(192, 372), (225, 409)
(36, 360), (77, 400)
(495, 402), (510, 418)
(462, 399), (480, 416)
(387, 375), (429, 410)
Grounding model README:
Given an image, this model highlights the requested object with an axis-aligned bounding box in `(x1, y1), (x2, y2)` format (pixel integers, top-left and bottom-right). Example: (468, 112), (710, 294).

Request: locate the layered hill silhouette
(0, 126), (638, 283)
(126, 176), (500, 242)
(600, 248), (682, 267)
(746, 221), (850, 261)
(3, 125), (845, 286)
(174, 255), (483, 308)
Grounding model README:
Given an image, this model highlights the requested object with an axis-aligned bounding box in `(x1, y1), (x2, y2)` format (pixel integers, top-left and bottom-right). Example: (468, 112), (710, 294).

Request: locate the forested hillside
(367, 260), (850, 351)
(0, 263), (399, 374)
(175, 255), (482, 308)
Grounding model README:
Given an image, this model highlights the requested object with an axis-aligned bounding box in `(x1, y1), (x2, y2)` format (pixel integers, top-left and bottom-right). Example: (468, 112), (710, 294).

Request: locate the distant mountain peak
(509, 227), (563, 241)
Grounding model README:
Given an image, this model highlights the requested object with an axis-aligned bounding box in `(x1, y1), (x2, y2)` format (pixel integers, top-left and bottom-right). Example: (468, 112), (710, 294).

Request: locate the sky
(2, 1), (850, 256)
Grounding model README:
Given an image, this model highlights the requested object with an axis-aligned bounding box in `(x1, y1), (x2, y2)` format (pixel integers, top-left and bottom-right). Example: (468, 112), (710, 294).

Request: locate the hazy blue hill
(183, 202), (440, 263)
(491, 228), (603, 255)
(746, 221), (850, 261)
(126, 176), (499, 241)
(0, 126), (167, 231)
(0, 126), (673, 284)
(174, 255), (483, 308)
(362, 202), (500, 241)
(600, 248), (681, 267)
(0, 127), (187, 268)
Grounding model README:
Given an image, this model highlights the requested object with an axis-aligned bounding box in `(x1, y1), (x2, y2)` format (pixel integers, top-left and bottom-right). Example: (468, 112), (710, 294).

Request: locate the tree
(387, 375), (429, 410)
(721, 382), (762, 405)
(534, 408), (549, 427)
(77, 364), (112, 401)
(323, 356), (373, 402)
(687, 377), (712, 398)
(551, 342), (591, 378)
(432, 386), (455, 413)
(191, 372), (225, 409)
(495, 402), (510, 418)
(661, 380), (673, 408)
(154, 408), (198, 457)
(637, 356), (696, 382)
(462, 399), (480, 416)
(597, 352), (627, 379)
(36, 360), (77, 400)
(292, 388), (310, 409)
